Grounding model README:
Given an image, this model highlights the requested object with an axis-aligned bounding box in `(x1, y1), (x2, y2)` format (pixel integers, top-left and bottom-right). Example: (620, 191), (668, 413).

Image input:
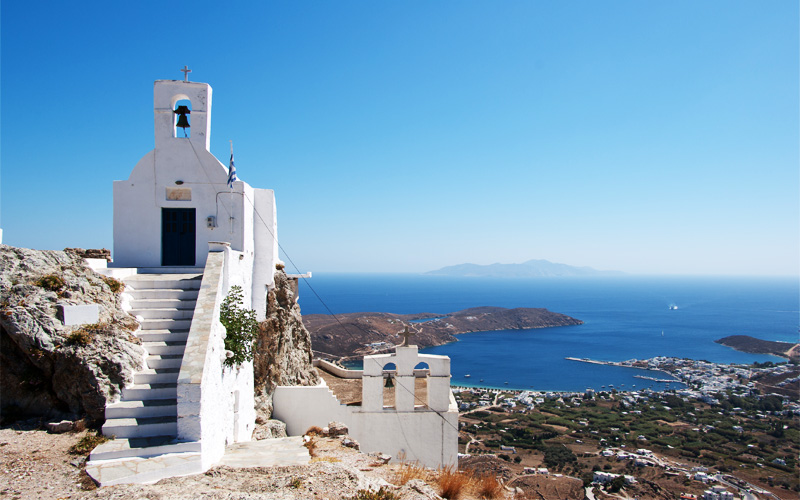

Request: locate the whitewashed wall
(273, 381), (458, 468)
(177, 248), (255, 469)
(273, 347), (459, 468)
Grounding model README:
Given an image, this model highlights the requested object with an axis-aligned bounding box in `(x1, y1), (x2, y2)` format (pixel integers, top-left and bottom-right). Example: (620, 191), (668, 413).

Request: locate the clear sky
(1, 1), (797, 276)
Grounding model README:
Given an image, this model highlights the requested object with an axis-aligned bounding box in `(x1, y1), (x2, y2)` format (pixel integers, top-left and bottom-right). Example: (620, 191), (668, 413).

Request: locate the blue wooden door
(161, 208), (196, 266)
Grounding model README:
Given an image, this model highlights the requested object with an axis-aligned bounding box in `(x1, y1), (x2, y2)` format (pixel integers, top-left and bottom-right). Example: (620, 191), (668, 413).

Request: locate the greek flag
(227, 153), (237, 188)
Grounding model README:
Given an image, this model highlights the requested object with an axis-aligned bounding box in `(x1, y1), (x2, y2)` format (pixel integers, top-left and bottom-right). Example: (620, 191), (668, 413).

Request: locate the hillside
(303, 306), (583, 359)
(426, 259), (624, 277)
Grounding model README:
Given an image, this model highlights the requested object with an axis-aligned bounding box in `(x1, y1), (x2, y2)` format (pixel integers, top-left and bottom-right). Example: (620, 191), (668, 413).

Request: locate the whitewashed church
(85, 71), (457, 486)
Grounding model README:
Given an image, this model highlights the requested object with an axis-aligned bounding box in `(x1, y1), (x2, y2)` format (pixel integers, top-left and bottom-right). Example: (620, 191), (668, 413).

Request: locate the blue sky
(1, 1), (797, 275)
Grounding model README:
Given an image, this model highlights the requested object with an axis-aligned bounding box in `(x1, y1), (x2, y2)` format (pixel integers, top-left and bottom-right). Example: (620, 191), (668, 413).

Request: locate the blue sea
(298, 275), (799, 392)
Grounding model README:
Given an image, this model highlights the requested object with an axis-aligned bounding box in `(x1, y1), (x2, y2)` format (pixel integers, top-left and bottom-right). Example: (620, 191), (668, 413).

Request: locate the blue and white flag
(227, 153), (237, 188)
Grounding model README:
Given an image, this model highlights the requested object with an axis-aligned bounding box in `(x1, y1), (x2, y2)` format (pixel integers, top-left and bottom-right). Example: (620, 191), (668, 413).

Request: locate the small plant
(475, 473), (503, 499)
(36, 274), (65, 291)
(67, 329), (95, 346)
(69, 431), (110, 455)
(219, 285), (258, 367)
(102, 276), (124, 293)
(392, 462), (429, 485)
(290, 477), (303, 488)
(346, 487), (400, 500)
(438, 466), (471, 500)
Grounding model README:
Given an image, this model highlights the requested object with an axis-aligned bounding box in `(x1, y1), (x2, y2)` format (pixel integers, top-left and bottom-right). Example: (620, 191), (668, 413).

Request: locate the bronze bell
(384, 374), (394, 388)
(174, 105), (191, 129)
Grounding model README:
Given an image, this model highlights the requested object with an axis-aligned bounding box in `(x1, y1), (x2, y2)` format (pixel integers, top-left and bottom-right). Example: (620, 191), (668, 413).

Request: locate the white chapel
(85, 71), (456, 486)
(112, 75), (277, 320)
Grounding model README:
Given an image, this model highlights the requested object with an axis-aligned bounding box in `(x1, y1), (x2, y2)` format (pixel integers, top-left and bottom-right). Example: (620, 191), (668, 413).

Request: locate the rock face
(0, 245), (142, 423)
(253, 269), (320, 421)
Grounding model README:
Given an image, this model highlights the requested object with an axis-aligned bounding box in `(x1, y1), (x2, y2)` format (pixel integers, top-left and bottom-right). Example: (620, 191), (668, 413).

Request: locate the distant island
(715, 335), (799, 361)
(425, 259), (624, 278)
(303, 306), (583, 360)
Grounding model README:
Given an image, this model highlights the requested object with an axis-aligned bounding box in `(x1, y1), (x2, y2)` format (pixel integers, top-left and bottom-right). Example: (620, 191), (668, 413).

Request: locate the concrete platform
(218, 437), (311, 468)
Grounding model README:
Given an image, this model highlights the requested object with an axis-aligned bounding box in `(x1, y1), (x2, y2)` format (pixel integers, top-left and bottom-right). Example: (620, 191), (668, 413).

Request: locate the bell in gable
(174, 105), (191, 130)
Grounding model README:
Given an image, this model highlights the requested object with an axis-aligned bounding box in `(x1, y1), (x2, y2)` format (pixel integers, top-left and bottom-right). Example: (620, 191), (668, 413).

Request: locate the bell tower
(153, 72), (212, 151)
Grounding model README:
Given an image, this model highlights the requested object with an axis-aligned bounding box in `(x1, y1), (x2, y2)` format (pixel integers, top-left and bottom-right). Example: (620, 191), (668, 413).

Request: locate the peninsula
(715, 335), (799, 360)
(303, 306), (583, 359)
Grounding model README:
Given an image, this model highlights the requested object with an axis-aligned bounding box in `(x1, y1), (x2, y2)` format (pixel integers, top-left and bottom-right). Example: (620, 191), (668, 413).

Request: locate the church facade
(112, 78), (277, 319)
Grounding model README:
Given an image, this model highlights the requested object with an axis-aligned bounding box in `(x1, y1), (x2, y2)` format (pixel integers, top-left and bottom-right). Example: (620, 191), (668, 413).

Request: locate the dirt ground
(0, 422), (93, 500)
(0, 423), (532, 500)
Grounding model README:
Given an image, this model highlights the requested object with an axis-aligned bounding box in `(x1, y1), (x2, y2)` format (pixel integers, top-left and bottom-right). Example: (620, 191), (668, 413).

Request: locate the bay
(298, 274), (798, 392)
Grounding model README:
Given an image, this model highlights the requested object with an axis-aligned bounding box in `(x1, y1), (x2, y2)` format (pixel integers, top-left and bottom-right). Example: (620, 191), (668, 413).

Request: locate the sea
(298, 274), (798, 393)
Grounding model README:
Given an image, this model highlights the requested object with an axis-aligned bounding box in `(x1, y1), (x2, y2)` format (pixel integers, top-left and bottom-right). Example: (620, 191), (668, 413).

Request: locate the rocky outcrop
(0, 245), (142, 423)
(253, 269), (320, 421)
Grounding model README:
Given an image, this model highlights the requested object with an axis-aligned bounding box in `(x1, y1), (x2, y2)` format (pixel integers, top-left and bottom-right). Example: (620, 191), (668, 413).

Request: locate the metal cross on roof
(400, 325), (416, 347)
(180, 65), (192, 82)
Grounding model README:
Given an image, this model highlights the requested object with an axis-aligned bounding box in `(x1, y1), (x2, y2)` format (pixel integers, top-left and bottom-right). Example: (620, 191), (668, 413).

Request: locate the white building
(274, 343), (459, 468)
(113, 78), (278, 319)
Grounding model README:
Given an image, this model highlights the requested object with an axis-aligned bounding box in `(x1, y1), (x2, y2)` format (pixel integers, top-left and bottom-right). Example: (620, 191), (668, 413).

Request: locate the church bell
(174, 105), (191, 130)
(384, 374), (394, 388)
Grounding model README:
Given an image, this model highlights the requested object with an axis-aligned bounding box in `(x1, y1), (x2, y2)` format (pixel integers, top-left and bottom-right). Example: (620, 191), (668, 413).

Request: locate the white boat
(464, 374), (471, 378)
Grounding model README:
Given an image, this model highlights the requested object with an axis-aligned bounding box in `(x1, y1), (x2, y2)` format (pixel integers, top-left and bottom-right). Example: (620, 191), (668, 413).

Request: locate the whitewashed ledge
(177, 248), (228, 468)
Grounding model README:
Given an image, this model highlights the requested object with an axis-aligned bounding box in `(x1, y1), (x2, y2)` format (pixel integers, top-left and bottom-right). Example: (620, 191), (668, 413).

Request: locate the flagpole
(228, 140), (234, 237)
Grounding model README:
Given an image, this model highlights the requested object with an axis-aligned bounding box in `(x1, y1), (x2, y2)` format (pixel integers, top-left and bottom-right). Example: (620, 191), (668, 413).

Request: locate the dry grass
(66, 329), (95, 346)
(102, 276), (125, 293)
(311, 456), (341, 463)
(303, 436), (317, 457)
(392, 462), (429, 486)
(438, 466), (472, 500)
(346, 487), (400, 500)
(69, 431), (109, 455)
(305, 425), (324, 436)
(475, 473), (504, 499)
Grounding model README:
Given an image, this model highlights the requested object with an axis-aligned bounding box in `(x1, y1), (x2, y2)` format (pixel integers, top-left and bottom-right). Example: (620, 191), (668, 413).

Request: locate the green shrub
(36, 274), (65, 291)
(220, 286), (258, 367)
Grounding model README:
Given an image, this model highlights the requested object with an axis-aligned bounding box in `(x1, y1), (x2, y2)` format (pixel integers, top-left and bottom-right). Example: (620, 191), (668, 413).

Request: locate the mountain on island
(425, 259), (624, 278)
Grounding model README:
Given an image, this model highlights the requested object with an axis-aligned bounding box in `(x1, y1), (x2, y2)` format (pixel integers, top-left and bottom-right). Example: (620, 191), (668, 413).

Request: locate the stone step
(146, 355), (183, 369)
(130, 307), (196, 320)
(106, 399), (177, 419)
(135, 267), (205, 274)
(86, 451), (203, 487)
(102, 415), (178, 439)
(143, 341), (186, 355)
(128, 289), (200, 300)
(130, 298), (197, 310)
(122, 383), (177, 401)
(134, 369), (180, 385)
(125, 276), (202, 290)
(137, 329), (190, 343)
(139, 318), (192, 330)
(89, 436), (200, 462)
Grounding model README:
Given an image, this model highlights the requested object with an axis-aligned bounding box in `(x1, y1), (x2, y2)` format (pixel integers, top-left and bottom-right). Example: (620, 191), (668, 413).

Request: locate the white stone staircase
(88, 271), (205, 485)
